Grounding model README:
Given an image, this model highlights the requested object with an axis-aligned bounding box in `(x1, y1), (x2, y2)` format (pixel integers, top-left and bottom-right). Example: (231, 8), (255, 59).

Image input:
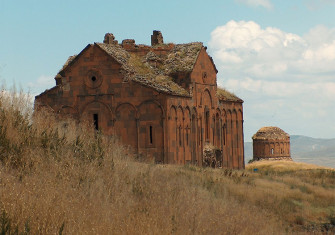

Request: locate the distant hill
(244, 135), (335, 168)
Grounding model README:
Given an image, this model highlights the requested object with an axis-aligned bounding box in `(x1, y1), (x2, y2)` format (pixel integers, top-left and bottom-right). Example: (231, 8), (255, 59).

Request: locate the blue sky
(1, 0), (335, 140)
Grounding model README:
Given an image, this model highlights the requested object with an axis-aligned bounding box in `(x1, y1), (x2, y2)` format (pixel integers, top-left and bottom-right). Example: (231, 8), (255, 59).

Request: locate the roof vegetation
(253, 126), (290, 140)
(216, 87), (243, 102)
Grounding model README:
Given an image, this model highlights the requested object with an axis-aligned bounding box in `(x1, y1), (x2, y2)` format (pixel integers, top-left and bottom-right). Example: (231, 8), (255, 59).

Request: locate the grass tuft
(0, 86), (334, 234)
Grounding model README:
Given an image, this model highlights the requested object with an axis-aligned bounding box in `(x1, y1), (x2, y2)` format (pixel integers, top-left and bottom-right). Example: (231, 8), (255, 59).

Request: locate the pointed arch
(115, 103), (138, 150)
(80, 101), (112, 134)
(138, 100), (164, 163)
(202, 88), (212, 108)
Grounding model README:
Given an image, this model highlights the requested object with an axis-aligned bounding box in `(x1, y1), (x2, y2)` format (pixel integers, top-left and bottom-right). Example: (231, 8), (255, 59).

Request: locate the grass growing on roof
(217, 87), (242, 102)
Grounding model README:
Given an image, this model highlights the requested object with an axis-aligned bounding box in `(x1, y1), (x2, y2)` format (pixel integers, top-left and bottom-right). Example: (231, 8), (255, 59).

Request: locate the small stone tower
(151, 30), (164, 46)
(252, 126), (291, 161)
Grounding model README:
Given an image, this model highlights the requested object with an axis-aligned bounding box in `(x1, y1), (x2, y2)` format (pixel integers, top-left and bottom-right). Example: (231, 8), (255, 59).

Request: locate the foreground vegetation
(0, 89), (334, 234)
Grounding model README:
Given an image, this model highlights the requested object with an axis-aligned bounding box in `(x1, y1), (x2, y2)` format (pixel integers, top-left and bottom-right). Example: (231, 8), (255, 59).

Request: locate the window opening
(213, 118), (215, 144)
(186, 127), (189, 146)
(179, 126), (182, 146)
(93, 113), (99, 130)
(271, 148), (274, 155)
(205, 111), (209, 141)
(149, 125), (153, 144)
(223, 125), (226, 145)
(91, 76), (97, 82)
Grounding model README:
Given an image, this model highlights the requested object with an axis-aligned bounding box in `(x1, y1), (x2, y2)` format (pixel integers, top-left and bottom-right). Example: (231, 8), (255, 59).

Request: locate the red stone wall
(35, 44), (245, 169)
(253, 138), (290, 160)
(165, 47), (244, 169)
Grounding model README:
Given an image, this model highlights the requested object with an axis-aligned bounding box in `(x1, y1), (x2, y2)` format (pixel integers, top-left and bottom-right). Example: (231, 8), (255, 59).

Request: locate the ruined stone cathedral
(35, 31), (245, 169)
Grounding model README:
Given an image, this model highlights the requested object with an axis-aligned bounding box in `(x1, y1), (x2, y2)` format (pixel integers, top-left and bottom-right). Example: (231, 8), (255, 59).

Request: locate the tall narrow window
(149, 125), (153, 144)
(271, 148), (274, 155)
(179, 126), (182, 146)
(205, 111), (209, 141)
(93, 113), (99, 130)
(213, 117), (215, 144)
(186, 127), (189, 146)
(223, 125), (226, 146)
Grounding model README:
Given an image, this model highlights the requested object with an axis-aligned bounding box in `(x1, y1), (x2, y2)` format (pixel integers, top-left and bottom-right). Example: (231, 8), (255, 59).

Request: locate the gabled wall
(165, 48), (244, 169)
(36, 42), (244, 169)
(36, 44), (167, 163)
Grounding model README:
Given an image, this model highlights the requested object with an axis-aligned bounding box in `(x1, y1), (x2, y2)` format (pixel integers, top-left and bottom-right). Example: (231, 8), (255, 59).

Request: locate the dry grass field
(0, 89), (334, 234)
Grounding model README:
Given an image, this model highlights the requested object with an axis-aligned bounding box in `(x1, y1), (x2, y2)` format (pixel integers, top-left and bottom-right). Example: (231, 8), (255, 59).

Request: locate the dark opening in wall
(179, 126), (182, 146)
(186, 127), (189, 146)
(205, 111), (210, 141)
(91, 76), (97, 82)
(93, 113), (99, 130)
(223, 125), (226, 145)
(149, 125), (153, 144)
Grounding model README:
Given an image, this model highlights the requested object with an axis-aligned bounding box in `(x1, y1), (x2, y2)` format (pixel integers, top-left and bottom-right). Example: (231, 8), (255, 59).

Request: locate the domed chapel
(252, 126), (291, 161)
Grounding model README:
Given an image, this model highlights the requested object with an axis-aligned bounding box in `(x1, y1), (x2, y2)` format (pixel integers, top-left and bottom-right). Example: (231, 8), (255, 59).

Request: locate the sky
(1, 0), (335, 141)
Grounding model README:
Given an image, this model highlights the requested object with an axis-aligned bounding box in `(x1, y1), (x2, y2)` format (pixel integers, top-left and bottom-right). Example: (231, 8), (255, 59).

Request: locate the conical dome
(252, 126), (289, 140)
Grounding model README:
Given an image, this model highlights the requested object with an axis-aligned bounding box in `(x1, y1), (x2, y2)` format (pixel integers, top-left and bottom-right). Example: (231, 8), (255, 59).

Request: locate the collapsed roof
(53, 32), (242, 101)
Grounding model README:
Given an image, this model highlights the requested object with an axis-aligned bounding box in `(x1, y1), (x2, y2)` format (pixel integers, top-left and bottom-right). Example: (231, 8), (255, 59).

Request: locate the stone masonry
(35, 31), (245, 169)
(252, 126), (292, 161)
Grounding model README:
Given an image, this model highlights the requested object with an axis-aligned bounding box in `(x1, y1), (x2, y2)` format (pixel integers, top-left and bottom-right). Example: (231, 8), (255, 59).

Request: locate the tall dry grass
(0, 88), (334, 234)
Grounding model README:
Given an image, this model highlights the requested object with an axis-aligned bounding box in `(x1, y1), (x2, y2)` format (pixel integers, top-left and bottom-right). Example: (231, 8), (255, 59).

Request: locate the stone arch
(168, 105), (177, 164)
(184, 106), (191, 162)
(202, 88), (212, 108)
(115, 103), (138, 150)
(216, 108), (221, 116)
(191, 108), (198, 164)
(177, 105), (184, 119)
(115, 102), (138, 118)
(204, 106), (211, 142)
(169, 105), (177, 120)
(192, 107), (198, 117)
(237, 109), (243, 168)
(221, 109), (227, 144)
(138, 99), (165, 118)
(221, 108), (226, 119)
(138, 100), (164, 163)
(232, 110), (238, 168)
(215, 111), (221, 147)
(176, 106), (184, 164)
(226, 110), (232, 168)
(280, 142), (284, 155)
(238, 109), (243, 121)
(185, 106), (191, 120)
(81, 101), (112, 134)
(275, 143), (280, 155)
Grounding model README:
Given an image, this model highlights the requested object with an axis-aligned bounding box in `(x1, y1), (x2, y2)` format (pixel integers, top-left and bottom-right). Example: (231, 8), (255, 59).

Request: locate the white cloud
(235, 0), (273, 9)
(209, 20), (335, 139)
(27, 75), (55, 97)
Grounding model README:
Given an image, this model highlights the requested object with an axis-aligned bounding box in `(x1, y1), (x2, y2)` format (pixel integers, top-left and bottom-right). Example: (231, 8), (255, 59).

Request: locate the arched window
(222, 124), (226, 146)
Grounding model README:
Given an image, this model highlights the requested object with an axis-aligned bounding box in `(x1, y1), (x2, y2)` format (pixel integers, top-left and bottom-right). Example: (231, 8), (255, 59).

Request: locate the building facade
(35, 31), (245, 169)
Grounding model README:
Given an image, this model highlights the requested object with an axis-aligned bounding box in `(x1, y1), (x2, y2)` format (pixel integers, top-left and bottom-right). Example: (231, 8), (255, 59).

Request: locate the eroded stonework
(35, 31), (245, 169)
